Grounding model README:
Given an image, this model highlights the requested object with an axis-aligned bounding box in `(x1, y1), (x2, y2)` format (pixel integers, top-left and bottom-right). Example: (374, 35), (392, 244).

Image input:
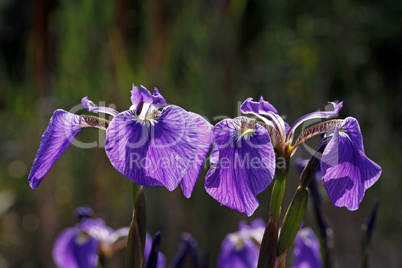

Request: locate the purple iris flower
(28, 85), (213, 197)
(292, 227), (323, 268)
(53, 212), (166, 268)
(206, 96), (381, 215)
(217, 218), (265, 268)
(52, 217), (129, 268)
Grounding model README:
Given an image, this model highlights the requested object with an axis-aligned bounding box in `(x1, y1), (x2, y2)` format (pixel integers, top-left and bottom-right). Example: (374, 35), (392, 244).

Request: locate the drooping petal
(209, 143), (219, 164)
(52, 227), (99, 268)
(292, 228), (323, 268)
(287, 102), (343, 141)
(105, 105), (198, 191)
(180, 112), (213, 198)
(320, 117), (382, 210)
(81, 97), (119, 117)
(205, 117), (275, 216)
(28, 110), (82, 189)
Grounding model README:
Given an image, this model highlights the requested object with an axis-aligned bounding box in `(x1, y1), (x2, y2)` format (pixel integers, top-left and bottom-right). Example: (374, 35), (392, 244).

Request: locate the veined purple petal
(320, 117), (381, 210)
(292, 228), (323, 268)
(28, 110), (82, 189)
(52, 227), (99, 268)
(288, 102), (343, 142)
(205, 117), (275, 216)
(209, 143), (219, 164)
(105, 105), (198, 191)
(180, 112), (213, 198)
(81, 97), (119, 117)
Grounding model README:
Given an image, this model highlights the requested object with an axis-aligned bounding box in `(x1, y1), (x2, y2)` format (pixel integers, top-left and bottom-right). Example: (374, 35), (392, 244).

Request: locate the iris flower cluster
(27, 84), (382, 267)
(28, 86), (381, 214)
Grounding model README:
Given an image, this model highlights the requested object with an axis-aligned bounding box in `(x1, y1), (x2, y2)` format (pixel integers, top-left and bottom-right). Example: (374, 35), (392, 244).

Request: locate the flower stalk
(126, 187), (146, 268)
(258, 156), (289, 268)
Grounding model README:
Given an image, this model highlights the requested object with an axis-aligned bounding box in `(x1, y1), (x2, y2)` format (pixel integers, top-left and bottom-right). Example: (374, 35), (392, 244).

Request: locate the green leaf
(277, 187), (308, 256)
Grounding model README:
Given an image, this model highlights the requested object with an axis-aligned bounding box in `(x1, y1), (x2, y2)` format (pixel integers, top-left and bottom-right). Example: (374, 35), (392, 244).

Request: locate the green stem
(257, 157), (289, 268)
(269, 172), (287, 220)
(130, 182), (139, 209)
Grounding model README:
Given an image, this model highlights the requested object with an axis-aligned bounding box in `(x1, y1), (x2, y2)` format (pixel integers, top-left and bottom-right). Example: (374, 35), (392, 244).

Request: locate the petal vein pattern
(180, 112), (213, 198)
(105, 105), (199, 191)
(320, 117), (382, 210)
(28, 109), (82, 189)
(205, 117), (275, 216)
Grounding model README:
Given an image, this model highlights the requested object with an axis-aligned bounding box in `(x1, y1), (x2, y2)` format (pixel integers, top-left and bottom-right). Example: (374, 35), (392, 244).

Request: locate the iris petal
(218, 238), (259, 268)
(180, 112), (213, 198)
(205, 117), (275, 216)
(52, 227), (99, 268)
(320, 117), (382, 210)
(151, 88), (167, 108)
(105, 105), (198, 191)
(218, 219), (264, 268)
(209, 143), (219, 164)
(240, 96), (278, 114)
(130, 84), (143, 109)
(292, 228), (323, 268)
(28, 110), (82, 189)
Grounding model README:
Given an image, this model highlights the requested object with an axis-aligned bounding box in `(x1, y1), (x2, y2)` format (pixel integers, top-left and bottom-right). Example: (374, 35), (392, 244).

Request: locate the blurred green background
(1, 0), (401, 267)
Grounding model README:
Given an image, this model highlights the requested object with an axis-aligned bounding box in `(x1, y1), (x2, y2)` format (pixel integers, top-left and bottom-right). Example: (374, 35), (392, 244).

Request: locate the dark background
(0, 0), (401, 267)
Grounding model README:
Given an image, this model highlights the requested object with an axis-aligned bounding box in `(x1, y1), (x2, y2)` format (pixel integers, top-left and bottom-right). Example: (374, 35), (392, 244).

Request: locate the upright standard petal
(292, 228), (323, 268)
(205, 117), (275, 216)
(28, 110), (82, 189)
(52, 227), (99, 268)
(320, 117), (382, 210)
(180, 113), (213, 198)
(151, 88), (167, 109)
(240, 96), (278, 115)
(105, 105), (198, 191)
